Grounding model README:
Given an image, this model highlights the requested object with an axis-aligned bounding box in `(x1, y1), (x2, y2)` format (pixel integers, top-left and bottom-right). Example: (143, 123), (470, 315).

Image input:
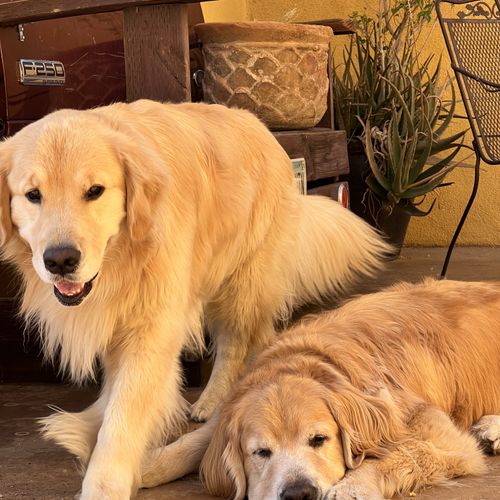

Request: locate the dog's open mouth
(53, 275), (97, 306)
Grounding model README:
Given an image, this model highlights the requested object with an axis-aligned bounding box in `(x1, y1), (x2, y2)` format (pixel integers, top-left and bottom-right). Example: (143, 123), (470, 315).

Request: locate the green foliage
(333, 0), (467, 216)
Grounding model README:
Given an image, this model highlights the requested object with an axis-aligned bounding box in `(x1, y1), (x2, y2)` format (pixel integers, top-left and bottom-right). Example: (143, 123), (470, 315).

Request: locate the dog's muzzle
(53, 274), (98, 306)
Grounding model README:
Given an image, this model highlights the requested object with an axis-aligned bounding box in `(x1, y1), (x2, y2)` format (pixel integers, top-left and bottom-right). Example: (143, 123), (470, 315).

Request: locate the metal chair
(436, 0), (500, 277)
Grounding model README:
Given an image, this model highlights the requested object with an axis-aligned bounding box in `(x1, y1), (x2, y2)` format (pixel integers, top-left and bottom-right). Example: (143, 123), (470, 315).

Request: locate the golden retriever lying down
(142, 279), (500, 500)
(0, 100), (390, 499)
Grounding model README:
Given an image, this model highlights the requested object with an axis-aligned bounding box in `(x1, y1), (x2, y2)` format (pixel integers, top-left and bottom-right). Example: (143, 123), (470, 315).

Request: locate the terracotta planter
(195, 22), (332, 130)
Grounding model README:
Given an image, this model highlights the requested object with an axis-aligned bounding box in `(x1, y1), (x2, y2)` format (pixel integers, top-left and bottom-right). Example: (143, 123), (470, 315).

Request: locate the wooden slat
(0, 0), (214, 26)
(273, 128), (349, 180)
(124, 3), (190, 102)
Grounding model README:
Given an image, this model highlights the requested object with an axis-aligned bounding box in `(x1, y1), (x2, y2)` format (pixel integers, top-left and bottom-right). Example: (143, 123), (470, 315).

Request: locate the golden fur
(142, 279), (500, 499)
(0, 100), (389, 499)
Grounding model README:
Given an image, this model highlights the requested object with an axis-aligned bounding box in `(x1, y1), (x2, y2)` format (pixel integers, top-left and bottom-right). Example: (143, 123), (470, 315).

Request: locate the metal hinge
(17, 24), (25, 42)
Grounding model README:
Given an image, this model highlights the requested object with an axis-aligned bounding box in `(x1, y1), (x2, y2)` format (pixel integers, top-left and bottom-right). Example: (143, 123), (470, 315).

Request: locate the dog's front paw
(190, 392), (220, 422)
(472, 415), (500, 454)
(80, 460), (135, 500)
(327, 482), (384, 500)
(79, 478), (132, 500)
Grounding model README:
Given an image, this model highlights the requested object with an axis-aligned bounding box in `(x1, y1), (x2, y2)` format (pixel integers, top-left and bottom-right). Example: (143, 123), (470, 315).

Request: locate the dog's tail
(283, 195), (393, 310)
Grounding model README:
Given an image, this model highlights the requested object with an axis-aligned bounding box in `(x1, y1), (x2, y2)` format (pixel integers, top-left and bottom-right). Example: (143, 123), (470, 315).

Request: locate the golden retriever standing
(0, 100), (389, 499)
(142, 279), (500, 499)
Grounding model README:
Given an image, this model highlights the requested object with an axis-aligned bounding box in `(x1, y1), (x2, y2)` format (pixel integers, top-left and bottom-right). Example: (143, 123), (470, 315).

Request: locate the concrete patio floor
(1, 247), (500, 499)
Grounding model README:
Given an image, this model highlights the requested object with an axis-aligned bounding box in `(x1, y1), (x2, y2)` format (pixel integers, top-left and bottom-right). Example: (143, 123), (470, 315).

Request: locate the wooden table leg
(123, 3), (190, 103)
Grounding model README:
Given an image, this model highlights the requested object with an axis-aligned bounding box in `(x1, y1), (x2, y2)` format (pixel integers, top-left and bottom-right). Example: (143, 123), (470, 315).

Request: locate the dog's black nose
(280, 480), (319, 500)
(43, 246), (81, 275)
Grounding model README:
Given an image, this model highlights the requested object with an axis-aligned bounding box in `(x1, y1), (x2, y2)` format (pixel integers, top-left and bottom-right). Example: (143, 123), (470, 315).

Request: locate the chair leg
(440, 148), (481, 279)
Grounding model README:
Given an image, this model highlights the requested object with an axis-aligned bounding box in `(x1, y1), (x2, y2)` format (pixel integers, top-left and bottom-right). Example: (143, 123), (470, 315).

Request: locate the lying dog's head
(0, 107), (168, 306)
(201, 369), (402, 500)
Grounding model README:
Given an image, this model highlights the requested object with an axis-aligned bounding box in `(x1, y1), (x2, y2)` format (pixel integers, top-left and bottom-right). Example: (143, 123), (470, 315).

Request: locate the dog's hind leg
(189, 322), (246, 422)
(190, 317), (275, 422)
(472, 415), (500, 454)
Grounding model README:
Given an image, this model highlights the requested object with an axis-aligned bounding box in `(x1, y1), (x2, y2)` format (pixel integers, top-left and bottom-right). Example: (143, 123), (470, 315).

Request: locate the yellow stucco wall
(202, 0), (247, 22)
(202, 1), (500, 246)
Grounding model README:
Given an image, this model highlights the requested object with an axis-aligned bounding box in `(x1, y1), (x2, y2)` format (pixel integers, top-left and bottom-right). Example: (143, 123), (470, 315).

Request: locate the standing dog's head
(200, 370), (403, 500)
(0, 107), (167, 306)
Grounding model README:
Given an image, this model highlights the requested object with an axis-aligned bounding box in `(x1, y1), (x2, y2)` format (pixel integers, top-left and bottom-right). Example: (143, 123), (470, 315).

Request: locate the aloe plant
(333, 0), (467, 217)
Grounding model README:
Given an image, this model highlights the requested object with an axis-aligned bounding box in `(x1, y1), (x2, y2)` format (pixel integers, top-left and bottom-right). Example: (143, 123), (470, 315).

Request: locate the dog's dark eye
(309, 434), (328, 448)
(254, 448), (272, 459)
(85, 185), (105, 201)
(25, 189), (42, 204)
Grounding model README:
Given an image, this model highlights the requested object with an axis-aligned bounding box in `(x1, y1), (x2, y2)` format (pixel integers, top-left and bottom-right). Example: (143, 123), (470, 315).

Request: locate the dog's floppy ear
(200, 406), (246, 500)
(113, 133), (169, 243)
(324, 383), (405, 468)
(340, 428), (365, 469)
(0, 140), (13, 246)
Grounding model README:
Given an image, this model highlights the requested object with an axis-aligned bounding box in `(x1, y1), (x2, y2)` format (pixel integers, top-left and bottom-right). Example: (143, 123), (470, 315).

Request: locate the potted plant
(333, 0), (467, 249)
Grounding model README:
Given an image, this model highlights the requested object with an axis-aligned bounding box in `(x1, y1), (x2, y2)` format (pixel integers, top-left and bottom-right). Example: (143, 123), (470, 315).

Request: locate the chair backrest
(436, 0), (500, 164)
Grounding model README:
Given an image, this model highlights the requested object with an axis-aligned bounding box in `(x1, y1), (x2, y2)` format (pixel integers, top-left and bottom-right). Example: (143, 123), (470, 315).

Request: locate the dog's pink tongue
(55, 281), (84, 296)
